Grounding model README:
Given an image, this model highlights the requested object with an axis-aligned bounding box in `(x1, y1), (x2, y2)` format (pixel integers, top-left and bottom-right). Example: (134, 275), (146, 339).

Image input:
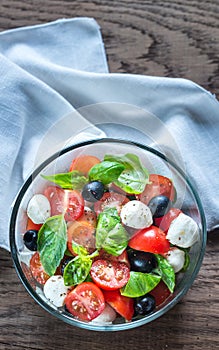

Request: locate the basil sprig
(95, 207), (129, 256)
(121, 271), (161, 298)
(37, 215), (67, 276)
(88, 161), (125, 185)
(154, 254), (175, 293)
(104, 153), (150, 194)
(41, 170), (88, 190)
(63, 243), (99, 286)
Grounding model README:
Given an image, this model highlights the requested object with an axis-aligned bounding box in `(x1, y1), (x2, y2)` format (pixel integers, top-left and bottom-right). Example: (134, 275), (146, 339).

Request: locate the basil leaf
(121, 271), (161, 298)
(71, 241), (89, 256)
(37, 215), (67, 276)
(181, 248), (190, 272)
(41, 170), (88, 190)
(88, 161), (125, 185)
(63, 256), (92, 286)
(155, 254), (175, 293)
(96, 208), (129, 256)
(104, 153), (150, 194)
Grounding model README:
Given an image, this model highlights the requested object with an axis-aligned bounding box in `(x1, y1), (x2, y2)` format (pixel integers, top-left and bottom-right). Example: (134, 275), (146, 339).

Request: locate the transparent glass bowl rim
(10, 137), (207, 332)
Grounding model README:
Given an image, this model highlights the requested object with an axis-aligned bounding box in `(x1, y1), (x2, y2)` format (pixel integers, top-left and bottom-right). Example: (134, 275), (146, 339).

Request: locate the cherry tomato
(77, 207), (97, 227)
(67, 220), (96, 255)
(103, 289), (134, 321)
(26, 218), (42, 231)
(65, 282), (105, 321)
(44, 186), (84, 221)
(95, 249), (130, 267)
(69, 155), (101, 175)
(90, 259), (130, 290)
(29, 252), (50, 285)
(149, 281), (171, 306)
(94, 192), (129, 216)
(154, 208), (182, 232)
(137, 174), (176, 205)
(128, 225), (170, 255)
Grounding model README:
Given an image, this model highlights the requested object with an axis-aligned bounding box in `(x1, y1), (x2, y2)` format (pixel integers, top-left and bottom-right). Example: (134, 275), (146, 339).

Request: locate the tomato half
(103, 289), (134, 321)
(149, 281), (171, 306)
(69, 155), (101, 175)
(94, 192), (129, 216)
(90, 259), (130, 290)
(29, 252), (50, 285)
(128, 225), (170, 255)
(77, 207), (97, 227)
(95, 249), (130, 267)
(44, 186), (84, 221)
(65, 282), (105, 321)
(26, 218), (42, 231)
(67, 220), (96, 255)
(154, 208), (182, 232)
(137, 174), (176, 205)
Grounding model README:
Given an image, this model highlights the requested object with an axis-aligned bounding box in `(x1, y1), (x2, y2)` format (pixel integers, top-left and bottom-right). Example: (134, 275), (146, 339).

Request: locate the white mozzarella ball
(27, 194), (51, 224)
(166, 213), (199, 248)
(90, 304), (117, 325)
(165, 247), (185, 273)
(120, 200), (153, 229)
(43, 275), (69, 307)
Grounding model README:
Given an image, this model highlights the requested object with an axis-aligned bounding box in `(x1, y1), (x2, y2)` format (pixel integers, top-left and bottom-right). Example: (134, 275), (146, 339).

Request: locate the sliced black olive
(23, 230), (38, 251)
(127, 249), (157, 273)
(134, 294), (156, 316)
(148, 195), (172, 218)
(82, 181), (105, 202)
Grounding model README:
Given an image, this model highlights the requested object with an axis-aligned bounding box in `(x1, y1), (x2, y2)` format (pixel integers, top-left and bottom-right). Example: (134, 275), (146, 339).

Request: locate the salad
(22, 152), (199, 324)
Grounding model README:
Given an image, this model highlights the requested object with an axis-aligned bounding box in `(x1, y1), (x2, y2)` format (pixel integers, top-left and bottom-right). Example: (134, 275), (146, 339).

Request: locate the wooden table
(0, 1), (219, 349)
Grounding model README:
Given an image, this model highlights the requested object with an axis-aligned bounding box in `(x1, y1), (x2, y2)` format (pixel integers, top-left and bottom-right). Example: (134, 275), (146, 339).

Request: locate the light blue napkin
(0, 18), (219, 250)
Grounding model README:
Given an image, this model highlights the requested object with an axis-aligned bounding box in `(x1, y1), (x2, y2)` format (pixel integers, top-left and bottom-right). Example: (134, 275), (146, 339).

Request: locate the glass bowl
(10, 138), (206, 331)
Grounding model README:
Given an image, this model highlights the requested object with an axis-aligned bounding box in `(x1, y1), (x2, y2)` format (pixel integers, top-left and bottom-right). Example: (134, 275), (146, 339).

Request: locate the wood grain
(0, 1), (219, 350)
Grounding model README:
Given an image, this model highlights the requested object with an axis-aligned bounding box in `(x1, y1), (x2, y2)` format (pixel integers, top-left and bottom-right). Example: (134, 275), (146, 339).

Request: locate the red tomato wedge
(149, 281), (171, 306)
(77, 207), (97, 227)
(95, 249), (130, 268)
(154, 208), (182, 232)
(65, 282), (105, 321)
(103, 289), (134, 321)
(67, 220), (96, 255)
(44, 186), (84, 221)
(94, 192), (129, 216)
(137, 174), (176, 205)
(128, 225), (170, 255)
(26, 218), (42, 231)
(90, 259), (130, 290)
(69, 155), (101, 175)
(29, 252), (50, 285)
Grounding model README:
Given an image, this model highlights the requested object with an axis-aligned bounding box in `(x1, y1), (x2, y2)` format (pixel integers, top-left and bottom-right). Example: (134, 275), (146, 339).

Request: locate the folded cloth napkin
(0, 18), (219, 251)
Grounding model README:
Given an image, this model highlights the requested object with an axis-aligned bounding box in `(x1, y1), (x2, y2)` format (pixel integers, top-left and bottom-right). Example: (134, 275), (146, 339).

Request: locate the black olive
(82, 181), (105, 202)
(60, 256), (73, 275)
(127, 249), (157, 273)
(23, 230), (38, 251)
(148, 195), (172, 218)
(134, 294), (156, 316)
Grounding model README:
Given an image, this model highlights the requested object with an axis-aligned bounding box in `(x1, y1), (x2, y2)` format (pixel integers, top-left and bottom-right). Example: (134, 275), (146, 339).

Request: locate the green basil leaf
(121, 271), (161, 298)
(37, 215), (67, 276)
(71, 241), (89, 256)
(181, 248), (190, 272)
(88, 161), (125, 185)
(96, 208), (128, 256)
(104, 153), (150, 194)
(155, 254), (175, 293)
(63, 256), (92, 286)
(41, 170), (88, 190)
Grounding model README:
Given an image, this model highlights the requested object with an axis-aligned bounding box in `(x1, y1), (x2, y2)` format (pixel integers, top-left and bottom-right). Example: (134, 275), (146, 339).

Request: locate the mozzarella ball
(166, 213), (199, 248)
(27, 194), (51, 224)
(90, 304), (117, 324)
(165, 247), (185, 273)
(43, 275), (69, 307)
(120, 200), (153, 229)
